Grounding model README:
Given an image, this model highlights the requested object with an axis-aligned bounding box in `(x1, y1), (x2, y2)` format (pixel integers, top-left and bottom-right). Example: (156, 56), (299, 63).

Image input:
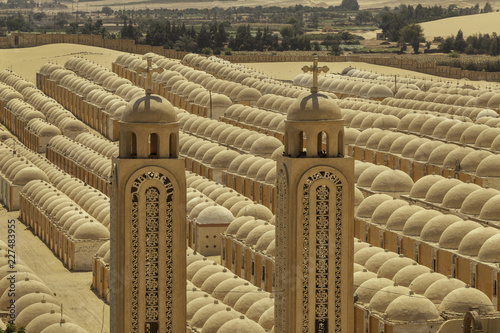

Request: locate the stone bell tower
(110, 58), (186, 333)
(275, 56), (354, 333)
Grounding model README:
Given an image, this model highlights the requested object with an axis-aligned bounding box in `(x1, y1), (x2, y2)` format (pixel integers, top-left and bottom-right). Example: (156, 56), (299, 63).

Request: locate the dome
(354, 270), (378, 287)
(438, 220), (481, 249)
(354, 246), (384, 266)
(121, 94), (176, 123)
(196, 205), (234, 225)
(201, 307), (240, 333)
(370, 170), (413, 193)
(409, 272), (447, 295)
(377, 256), (416, 280)
(367, 85), (393, 99)
(190, 301), (227, 329)
(386, 205), (424, 231)
(441, 183), (482, 209)
(287, 92), (341, 121)
(40, 322), (88, 333)
(217, 316), (266, 333)
(369, 285), (411, 313)
(364, 250), (399, 273)
(356, 194), (392, 218)
(420, 214), (463, 242)
(356, 277), (393, 303)
(409, 174), (445, 199)
(460, 188), (500, 215)
(478, 233), (500, 262)
(458, 226), (500, 256)
(386, 293), (440, 322)
(424, 178), (462, 204)
(402, 210), (443, 236)
(477, 155), (500, 177)
(371, 199), (408, 225)
(392, 263), (431, 287)
(424, 277), (466, 304)
(439, 286), (496, 314)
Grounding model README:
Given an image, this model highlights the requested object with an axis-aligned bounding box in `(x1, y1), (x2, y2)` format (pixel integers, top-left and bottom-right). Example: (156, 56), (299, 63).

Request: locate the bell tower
(110, 58), (186, 333)
(275, 56), (354, 333)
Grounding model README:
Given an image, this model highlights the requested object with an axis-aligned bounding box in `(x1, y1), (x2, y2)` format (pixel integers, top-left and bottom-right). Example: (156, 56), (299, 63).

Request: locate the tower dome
(121, 94), (177, 123)
(286, 92), (342, 121)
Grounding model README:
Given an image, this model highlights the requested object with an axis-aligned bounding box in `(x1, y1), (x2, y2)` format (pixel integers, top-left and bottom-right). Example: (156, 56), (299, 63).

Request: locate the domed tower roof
(121, 94), (176, 123)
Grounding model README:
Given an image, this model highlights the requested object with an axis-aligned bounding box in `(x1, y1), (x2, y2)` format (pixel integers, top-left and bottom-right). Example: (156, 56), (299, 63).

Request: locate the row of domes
(185, 248), (271, 333)
(0, 142), (49, 186)
(0, 240), (89, 333)
(23, 178), (110, 236)
(353, 239), (496, 321)
(47, 135), (112, 181)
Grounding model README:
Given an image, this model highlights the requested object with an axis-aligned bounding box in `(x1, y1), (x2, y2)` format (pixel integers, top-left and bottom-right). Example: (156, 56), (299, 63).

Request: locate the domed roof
(392, 263), (432, 287)
(478, 233), (500, 262)
(369, 285), (411, 313)
(364, 250), (399, 273)
(424, 276), (466, 304)
(386, 205), (424, 231)
(201, 307), (240, 333)
(371, 199), (408, 225)
(377, 256), (416, 280)
(438, 220), (481, 249)
(371, 170), (414, 193)
(40, 322), (88, 333)
(409, 174), (445, 199)
(439, 286), (496, 314)
(386, 293), (440, 322)
(409, 271), (447, 295)
(458, 226), (500, 256)
(354, 246), (384, 266)
(424, 178), (462, 204)
(196, 205), (234, 225)
(356, 277), (393, 303)
(121, 94), (176, 123)
(356, 194), (392, 219)
(420, 214), (463, 242)
(217, 316), (266, 333)
(460, 188), (500, 215)
(287, 92), (341, 121)
(441, 183), (482, 209)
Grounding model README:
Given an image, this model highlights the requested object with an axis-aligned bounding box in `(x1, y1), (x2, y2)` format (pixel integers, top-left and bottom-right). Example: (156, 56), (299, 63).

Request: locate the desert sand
(420, 11), (500, 39)
(0, 44), (124, 84)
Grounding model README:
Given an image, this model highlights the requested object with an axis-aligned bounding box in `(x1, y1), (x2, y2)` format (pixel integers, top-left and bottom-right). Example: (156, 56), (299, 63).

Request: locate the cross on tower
(136, 56), (164, 95)
(302, 55), (329, 94)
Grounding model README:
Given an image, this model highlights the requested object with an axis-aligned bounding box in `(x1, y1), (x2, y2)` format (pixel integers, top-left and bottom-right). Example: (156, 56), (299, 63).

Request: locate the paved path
(0, 207), (109, 332)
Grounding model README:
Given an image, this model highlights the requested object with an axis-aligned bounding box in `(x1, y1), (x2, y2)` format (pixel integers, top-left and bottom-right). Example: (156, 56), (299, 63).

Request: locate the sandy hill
(0, 44), (124, 84)
(420, 11), (500, 39)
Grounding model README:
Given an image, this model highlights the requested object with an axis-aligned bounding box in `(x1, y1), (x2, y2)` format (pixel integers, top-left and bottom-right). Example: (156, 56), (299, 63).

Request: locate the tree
(454, 29), (467, 52)
(322, 34), (342, 55)
(483, 2), (493, 12)
(33, 12), (46, 21)
(6, 14), (26, 31)
(340, 0), (359, 11)
(174, 34), (197, 52)
(102, 6), (114, 16)
(355, 11), (372, 25)
(400, 23), (425, 53)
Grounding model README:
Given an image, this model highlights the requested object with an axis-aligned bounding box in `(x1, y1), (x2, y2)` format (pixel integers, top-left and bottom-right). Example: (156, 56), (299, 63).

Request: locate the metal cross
(136, 56), (163, 95)
(302, 55), (329, 93)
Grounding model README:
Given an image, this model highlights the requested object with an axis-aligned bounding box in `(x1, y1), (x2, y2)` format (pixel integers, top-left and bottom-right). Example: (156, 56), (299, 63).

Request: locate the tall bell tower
(110, 58), (186, 333)
(275, 57), (354, 333)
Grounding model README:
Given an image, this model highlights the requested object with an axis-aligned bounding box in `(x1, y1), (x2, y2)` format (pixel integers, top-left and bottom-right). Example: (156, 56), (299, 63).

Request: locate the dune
(420, 11), (500, 40)
(0, 43), (124, 84)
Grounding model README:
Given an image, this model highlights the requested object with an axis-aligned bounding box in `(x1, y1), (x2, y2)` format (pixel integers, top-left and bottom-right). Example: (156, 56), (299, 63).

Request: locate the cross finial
(136, 56), (163, 95)
(301, 54), (329, 93)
